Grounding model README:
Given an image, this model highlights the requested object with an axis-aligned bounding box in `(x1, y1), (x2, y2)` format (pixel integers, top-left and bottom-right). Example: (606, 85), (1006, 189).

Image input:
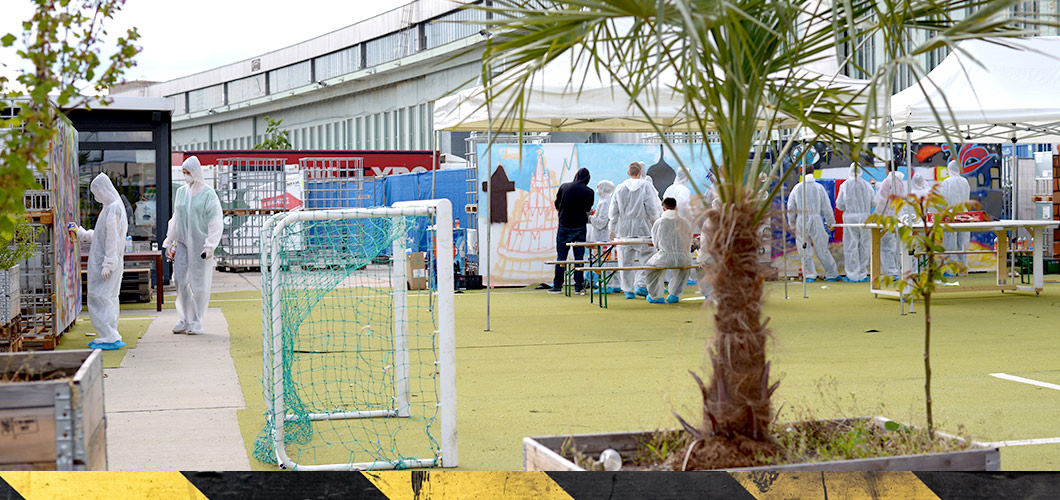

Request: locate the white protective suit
(608, 176), (662, 293)
(787, 173), (838, 280)
(645, 210), (693, 302)
(874, 171), (907, 276)
(910, 172), (931, 198)
(835, 163), (875, 281)
(589, 180), (614, 243)
(163, 157), (223, 335)
(662, 169), (694, 230)
(940, 160), (971, 269)
(74, 174), (129, 348)
(696, 185), (719, 299)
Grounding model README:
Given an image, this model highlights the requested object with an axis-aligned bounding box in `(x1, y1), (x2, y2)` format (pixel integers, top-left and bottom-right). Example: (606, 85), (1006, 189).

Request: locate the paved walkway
(104, 303), (250, 470)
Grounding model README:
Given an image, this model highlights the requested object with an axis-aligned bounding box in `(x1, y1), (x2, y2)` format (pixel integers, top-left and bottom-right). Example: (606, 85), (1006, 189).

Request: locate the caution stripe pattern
(0, 470), (1053, 499)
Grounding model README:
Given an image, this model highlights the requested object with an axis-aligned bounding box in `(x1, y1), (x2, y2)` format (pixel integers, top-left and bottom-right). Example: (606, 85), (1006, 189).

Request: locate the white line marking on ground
(989, 373), (1060, 391)
(983, 437), (1060, 447)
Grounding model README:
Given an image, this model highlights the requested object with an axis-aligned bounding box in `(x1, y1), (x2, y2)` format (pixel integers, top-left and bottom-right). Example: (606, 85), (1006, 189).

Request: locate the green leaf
(884, 420), (900, 432)
(0, 33), (15, 47)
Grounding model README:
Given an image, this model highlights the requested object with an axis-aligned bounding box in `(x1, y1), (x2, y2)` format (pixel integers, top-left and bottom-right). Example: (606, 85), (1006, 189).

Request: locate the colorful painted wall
(475, 143), (720, 285)
(50, 115), (82, 332)
(475, 142), (1005, 285)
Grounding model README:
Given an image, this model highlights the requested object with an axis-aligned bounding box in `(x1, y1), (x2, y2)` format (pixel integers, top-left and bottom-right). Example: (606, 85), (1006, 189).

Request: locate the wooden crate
(21, 323), (57, 351)
(0, 316), (23, 353)
(0, 349), (107, 470)
(23, 210), (54, 226)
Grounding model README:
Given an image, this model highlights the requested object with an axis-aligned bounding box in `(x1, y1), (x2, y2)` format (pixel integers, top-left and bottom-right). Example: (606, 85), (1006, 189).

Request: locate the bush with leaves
(0, 216), (40, 270)
(0, 0), (140, 239)
(253, 116), (292, 150)
(868, 185), (971, 439)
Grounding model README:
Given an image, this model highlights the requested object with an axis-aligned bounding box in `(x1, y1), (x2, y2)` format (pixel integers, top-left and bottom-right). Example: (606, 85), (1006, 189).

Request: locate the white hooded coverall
(645, 210), (693, 300)
(787, 174), (838, 280)
(608, 176), (662, 292)
(835, 164), (875, 281)
(76, 174), (128, 345)
(662, 169), (695, 230)
(874, 171), (906, 276)
(940, 161), (971, 269)
(589, 180), (614, 243)
(163, 157), (223, 335)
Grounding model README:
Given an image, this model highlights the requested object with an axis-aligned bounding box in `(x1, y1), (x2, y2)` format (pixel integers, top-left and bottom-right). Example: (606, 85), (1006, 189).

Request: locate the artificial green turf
(214, 274), (1060, 470)
(55, 314), (155, 368)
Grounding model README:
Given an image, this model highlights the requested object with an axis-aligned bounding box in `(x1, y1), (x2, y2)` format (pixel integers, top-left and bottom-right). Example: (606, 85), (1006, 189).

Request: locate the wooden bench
(576, 265), (702, 308)
(544, 260), (591, 296)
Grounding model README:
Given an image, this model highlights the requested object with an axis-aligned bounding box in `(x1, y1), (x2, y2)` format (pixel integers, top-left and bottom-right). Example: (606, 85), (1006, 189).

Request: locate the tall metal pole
(782, 168), (789, 300)
(485, 120), (493, 332)
(801, 149), (808, 299)
(902, 126), (914, 315)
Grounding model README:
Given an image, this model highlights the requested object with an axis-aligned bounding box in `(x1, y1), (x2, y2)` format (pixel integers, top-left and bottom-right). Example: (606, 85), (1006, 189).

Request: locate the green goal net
(254, 201), (457, 471)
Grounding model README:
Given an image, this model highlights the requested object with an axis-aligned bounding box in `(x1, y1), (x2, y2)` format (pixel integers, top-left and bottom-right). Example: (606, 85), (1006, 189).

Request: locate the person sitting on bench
(645, 197), (693, 304)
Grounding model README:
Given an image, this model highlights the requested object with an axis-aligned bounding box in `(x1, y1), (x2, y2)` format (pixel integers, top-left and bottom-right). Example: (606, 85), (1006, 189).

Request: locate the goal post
(256, 199), (457, 471)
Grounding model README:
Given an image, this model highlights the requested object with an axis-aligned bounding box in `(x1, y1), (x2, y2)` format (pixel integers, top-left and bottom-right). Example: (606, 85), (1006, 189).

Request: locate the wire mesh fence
(216, 158), (287, 271)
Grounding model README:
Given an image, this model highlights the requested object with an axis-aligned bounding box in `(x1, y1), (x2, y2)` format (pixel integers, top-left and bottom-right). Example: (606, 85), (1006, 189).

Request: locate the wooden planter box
(0, 349), (108, 470)
(524, 417), (1000, 471)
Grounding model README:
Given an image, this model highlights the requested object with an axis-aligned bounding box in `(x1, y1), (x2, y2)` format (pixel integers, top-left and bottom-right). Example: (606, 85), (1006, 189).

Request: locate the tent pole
(801, 146), (808, 299)
(902, 126), (914, 315)
(485, 130), (492, 332)
(782, 157), (789, 300)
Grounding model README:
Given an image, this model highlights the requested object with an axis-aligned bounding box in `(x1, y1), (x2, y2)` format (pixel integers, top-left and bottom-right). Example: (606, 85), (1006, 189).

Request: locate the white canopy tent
(433, 53), (871, 134)
(890, 36), (1060, 144)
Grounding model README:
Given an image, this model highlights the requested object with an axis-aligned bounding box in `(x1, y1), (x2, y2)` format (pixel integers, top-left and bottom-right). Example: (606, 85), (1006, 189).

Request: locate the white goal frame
(262, 199), (457, 471)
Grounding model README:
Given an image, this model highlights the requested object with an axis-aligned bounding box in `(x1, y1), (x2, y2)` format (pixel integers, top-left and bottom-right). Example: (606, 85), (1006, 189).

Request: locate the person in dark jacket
(551, 168), (594, 293)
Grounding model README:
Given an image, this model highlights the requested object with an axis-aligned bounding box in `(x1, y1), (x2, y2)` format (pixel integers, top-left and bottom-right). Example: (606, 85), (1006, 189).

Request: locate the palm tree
(473, 0), (1039, 468)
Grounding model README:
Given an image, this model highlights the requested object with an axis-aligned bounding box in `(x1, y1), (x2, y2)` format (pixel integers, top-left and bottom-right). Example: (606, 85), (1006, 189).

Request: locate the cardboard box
(407, 251), (427, 290)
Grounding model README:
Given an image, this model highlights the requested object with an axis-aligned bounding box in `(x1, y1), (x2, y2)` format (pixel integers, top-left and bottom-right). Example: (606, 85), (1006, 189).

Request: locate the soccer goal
(254, 199), (457, 470)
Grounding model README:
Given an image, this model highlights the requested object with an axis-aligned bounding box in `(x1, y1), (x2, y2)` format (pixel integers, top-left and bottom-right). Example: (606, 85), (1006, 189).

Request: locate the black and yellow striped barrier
(0, 471), (1056, 499)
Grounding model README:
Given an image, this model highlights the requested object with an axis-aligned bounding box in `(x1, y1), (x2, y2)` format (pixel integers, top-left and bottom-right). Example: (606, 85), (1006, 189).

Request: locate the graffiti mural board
(50, 115), (82, 332)
(475, 143), (720, 285)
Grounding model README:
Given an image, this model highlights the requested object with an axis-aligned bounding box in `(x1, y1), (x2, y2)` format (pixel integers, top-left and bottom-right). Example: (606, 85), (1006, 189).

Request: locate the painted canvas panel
(475, 143), (720, 285)
(49, 115), (81, 332)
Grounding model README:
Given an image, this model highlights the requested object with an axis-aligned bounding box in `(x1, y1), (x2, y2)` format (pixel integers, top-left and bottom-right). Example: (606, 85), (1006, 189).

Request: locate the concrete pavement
(104, 301), (250, 470)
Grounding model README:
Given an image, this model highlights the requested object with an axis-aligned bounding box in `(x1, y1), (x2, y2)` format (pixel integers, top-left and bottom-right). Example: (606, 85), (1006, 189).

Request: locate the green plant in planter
(0, 217), (40, 270)
(868, 186), (969, 439)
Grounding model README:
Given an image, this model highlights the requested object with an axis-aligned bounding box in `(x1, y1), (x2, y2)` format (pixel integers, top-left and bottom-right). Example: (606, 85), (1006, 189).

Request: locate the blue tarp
(300, 168), (471, 256)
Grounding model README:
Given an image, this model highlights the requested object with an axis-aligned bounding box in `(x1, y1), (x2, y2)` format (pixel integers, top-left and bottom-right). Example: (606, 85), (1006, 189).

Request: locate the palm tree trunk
(680, 195), (780, 468)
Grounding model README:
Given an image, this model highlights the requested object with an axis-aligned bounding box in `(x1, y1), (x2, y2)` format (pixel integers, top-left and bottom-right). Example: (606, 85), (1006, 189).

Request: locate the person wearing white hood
(786, 165), (839, 282)
(645, 197), (693, 303)
(608, 161), (662, 299)
(588, 180), (618, 292)
(910, 171), (931, 198)
(835, 162), (875, 282)
(663, 168), (698, 287)
(940, 160), (972, 272)
(874, 164), (907, 277)
(163, 156), (223, 335)
(68, 174), (129, 350)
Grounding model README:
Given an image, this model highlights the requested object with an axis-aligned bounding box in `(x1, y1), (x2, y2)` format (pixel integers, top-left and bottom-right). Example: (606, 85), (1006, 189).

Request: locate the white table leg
(1033, 226), (1044, 292)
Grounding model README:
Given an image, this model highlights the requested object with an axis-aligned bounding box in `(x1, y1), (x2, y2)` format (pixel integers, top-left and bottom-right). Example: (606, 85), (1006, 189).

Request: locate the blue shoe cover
(805, 277), (816, 283)
(841, 276), (854, 282)
(825, 276), (842, 282)
(624, 292), (636, 299)
(686, 280), (698, 286)
(859, 277), (871, 283)
(634, 286), (649, 297)
(607, 287), (620, 294)
(943, 272), (955, 277)
(666, 294), (680, 303)
(647, 296), (665, 304)
(89, 340), (126, 351)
